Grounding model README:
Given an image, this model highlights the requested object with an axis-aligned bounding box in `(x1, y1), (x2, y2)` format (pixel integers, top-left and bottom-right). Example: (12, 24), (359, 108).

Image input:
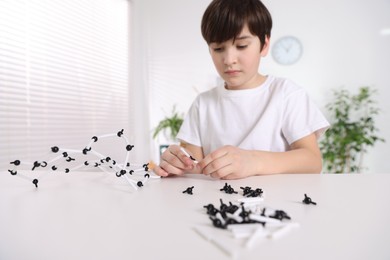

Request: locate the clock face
(271, 36), (303, 65)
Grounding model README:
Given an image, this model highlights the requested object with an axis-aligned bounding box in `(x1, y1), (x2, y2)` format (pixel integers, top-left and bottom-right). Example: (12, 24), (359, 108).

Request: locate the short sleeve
(176, 97), (202, 147)
(282, 88), (330, 144)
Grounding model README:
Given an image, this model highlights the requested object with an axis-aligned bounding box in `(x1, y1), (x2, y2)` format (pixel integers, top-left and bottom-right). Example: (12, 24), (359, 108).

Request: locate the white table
(0, 171), (389, 260)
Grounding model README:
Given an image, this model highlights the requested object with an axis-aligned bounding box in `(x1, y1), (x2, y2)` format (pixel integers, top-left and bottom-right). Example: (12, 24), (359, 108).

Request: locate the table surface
(0, 170), (389, 260)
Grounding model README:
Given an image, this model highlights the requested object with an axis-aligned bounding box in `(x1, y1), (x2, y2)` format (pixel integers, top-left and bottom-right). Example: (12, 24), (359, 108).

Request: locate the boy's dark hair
(201, 0), (272, 51)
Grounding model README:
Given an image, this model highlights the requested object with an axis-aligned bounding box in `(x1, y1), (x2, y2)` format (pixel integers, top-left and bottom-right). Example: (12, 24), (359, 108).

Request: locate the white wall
(132, 0), (390, 173)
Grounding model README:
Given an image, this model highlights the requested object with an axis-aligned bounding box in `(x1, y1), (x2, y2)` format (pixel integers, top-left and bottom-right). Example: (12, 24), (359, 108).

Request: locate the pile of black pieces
(203, 199), (291, 229)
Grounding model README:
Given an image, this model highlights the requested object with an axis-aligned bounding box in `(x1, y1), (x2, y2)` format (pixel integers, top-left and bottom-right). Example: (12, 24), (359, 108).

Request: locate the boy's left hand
(197, 145), (256, 179)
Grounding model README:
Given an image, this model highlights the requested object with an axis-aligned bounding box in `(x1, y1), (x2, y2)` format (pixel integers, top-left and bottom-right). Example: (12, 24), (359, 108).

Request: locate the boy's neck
(225, 74), (267, 90)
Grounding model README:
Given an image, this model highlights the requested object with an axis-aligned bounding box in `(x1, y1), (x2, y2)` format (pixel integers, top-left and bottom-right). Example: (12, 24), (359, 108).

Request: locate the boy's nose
(223, 49), (237, 65)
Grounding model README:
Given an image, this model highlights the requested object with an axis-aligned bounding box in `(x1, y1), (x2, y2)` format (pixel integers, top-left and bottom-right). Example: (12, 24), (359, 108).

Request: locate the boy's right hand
(153, 144), (197, 177)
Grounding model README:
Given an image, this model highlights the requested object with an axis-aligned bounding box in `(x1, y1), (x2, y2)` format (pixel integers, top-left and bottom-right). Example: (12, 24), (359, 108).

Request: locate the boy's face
(209, 24), (269, 90)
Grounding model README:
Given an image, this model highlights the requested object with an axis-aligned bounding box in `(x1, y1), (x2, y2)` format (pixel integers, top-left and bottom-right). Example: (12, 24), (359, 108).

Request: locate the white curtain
(0, 0), (141, 170)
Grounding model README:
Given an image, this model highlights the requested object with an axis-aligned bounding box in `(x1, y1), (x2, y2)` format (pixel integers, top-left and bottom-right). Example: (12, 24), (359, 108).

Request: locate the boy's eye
(237, 45), (248, 49)
(213, 47), (224, 52)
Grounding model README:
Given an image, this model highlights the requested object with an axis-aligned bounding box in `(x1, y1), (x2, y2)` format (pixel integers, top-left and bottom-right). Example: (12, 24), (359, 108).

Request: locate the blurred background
(1, 0), (389, 173)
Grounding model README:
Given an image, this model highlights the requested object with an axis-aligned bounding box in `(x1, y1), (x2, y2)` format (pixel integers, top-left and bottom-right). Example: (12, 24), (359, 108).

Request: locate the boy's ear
(260, 37), (270, 57)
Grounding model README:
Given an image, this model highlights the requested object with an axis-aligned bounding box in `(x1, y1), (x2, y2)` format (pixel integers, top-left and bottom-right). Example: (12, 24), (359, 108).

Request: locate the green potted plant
(320, 86), (385, 173)
(153, 105), (184, 143)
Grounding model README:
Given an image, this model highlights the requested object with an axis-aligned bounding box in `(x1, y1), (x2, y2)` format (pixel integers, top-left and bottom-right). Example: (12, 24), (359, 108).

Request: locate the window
(0, 0), (132, 169)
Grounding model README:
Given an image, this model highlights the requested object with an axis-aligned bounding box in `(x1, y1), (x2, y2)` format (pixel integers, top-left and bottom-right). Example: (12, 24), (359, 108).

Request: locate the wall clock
(271, 36), (303, 65)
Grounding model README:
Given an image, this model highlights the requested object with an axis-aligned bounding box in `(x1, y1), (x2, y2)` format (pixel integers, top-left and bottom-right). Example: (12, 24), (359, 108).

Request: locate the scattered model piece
(240, 186), (263, 197)
(8, 129), (159, 190)
(220, 183), (238, 194)
(183, 186), (195, 195)
(303, 194), (317, 205)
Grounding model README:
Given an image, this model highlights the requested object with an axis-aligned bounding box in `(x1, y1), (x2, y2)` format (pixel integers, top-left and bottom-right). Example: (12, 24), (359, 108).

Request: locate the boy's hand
(153, 144), (198, 177)
(198, 145), (255, 180)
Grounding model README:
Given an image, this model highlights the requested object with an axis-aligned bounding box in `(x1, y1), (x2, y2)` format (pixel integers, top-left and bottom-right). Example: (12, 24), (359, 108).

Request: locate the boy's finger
(198, 148), (228, 174)
(153, 165), (169, 177)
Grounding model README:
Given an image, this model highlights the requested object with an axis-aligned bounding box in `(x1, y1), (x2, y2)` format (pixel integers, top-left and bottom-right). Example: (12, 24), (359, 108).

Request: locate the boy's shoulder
(267, 75), (305, 96)
(196, 85), (220, 100)
(268, 75), (301, 90)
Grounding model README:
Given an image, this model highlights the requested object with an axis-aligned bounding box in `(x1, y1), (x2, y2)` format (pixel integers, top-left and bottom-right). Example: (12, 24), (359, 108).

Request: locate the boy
(154, 0), (329, 179)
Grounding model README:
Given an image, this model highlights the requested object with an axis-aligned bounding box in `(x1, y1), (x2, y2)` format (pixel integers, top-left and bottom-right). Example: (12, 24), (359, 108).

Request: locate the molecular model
(8, 129), (159, 190)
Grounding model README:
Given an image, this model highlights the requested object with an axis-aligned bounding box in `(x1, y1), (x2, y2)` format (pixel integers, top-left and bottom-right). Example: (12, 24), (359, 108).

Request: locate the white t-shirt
(177, 75), (330, 156)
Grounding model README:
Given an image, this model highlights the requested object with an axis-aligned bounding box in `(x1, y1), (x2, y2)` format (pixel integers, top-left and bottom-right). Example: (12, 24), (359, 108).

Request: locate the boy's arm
(255, 133), (322, 174)
(198, 133), (322, 179)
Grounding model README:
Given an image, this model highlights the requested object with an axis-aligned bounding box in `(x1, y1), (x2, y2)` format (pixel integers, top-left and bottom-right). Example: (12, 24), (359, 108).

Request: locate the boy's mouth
(225, 70), (240, 76)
